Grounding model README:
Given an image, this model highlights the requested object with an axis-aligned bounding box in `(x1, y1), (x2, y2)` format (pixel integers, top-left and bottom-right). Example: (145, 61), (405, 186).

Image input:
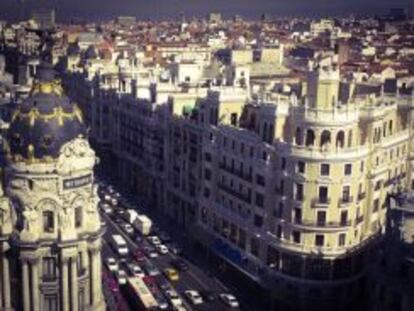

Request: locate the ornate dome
(6, 63), (87, 162)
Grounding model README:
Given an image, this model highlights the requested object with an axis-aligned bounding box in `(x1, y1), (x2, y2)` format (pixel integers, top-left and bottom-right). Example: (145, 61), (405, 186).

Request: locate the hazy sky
(0, 0), (411, 21)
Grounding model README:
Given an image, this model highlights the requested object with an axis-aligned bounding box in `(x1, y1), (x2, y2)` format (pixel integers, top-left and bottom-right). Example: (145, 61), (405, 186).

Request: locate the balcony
(218, 183), (252, 204)
(219, 163), (253, 182)
(292, 219), (352, 231)
(311, 198), (331, 208)
(338, 196), (354, 208)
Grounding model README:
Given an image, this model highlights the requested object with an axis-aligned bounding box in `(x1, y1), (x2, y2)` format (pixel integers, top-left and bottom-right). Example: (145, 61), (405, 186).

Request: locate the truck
(110, 234), (129, 257)
(133, 215), (152, 236)
(124, 209), (139, 224)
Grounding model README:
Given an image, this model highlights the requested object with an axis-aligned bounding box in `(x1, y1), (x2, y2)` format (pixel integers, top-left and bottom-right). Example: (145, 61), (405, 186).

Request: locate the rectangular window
(320, 164), (330, 176)
(360, 161), (364, 173)
(42, 257), (57, 280)
(43, 211), (54, 232)
(338, 233), (346, 246)
(281, 157), (286, 170)
(318, 186), (328, 203)
(294, 208), (302, 224)
(344, 164), (352, 176)
(292, 231), (301, 244)
(297, 161), (306, 174)
(255, 193), (264, 208)
(204, 169), (211, 181)
(340, 210), (348, 225)
(256, 174), (265, 186)
(295, 183), (304, 201)
(342, 186), (351, 202)
(276, 225), (282, 238)
(317, 211), (326, 226)
(75, 207), (82, 228)
(315, 234), (324, 246)
(254, 215), (263, 227)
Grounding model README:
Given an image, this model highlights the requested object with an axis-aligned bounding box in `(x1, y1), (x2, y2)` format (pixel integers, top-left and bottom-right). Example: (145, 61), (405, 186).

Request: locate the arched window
(348, 130), (353, 147)
(75, 207), (82, 228)
(336, 131), (345, 148)
(320, 130), (331, 147)
(305, 129), (315, 146)
(43, 211), (54, 233)
(295, 127), (302, 145)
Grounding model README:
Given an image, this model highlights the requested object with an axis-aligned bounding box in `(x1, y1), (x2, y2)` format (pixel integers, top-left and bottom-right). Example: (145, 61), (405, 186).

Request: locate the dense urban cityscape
(0, 2), (413, 311)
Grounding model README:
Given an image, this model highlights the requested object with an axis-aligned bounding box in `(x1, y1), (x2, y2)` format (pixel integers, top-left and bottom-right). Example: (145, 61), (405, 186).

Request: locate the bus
(124, 277), (159, 310)
(110, 234), (129, 257)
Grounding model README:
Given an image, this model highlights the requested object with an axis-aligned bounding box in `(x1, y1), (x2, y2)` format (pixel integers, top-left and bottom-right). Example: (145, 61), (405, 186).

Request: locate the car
(156, 276), (172, 291)
(164, 268), (179, 282)
(105, 257), (119, 272)
(115, 269), (127, 285)
(142, 261), (161, 276)
(114, 217), (123, 224)
(148, 236), (161, 245)
(153, 293), (169, 310)
(184, 290), (203, 305)
(121, 223), (134, 235)
(200, 290), (216, 302)
(126, 263), (145, 278)
(144, 246), (159, 258)
(111, 198), (118, 206)
(168, 243), (183, 255)
(165, 289), (183, 308)
(219, 294), (239, 308)
(133, 249), (146, 262)
(156, 244), (169, 255)
(171, 259), (189, 272)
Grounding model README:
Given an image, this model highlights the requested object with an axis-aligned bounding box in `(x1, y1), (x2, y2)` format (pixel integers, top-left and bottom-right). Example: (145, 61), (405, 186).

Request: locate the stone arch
(295, 127), (302, 145)
(305, 129), (315, 146)
(336, 130), (345, 148)
(320, 130), (331, 147)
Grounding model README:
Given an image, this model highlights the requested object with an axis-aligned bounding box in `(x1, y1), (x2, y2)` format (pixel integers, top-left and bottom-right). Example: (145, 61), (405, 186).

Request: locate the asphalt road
(99, 187), (239, 311)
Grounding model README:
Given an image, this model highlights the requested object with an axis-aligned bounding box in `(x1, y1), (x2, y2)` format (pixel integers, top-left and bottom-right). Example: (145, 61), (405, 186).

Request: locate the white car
(105, 257), (118, 272)
(165, 290), (183, 308)
(184, 290), (203, 305)
(126, 263), (145, 278)
(156, 244), (169, 255)
(122, 223), (134, 235)
(148, 236), (161, 245)
(219, 294), (239, 308)
(115, 269), (127, 285)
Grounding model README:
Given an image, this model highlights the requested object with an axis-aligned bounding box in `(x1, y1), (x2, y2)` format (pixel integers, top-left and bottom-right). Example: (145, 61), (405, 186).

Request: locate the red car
(134, 249), (146, 262)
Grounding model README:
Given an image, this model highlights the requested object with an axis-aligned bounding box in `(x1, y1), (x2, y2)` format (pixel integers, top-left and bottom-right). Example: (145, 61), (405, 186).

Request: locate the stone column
(60, 257), (69, 311)
(89, 244), (102, 307)
(30, 257), (40, 311)
(70, 257), (79, 311)
(2, 253), (11, 309)
(22, 259), (31, 311)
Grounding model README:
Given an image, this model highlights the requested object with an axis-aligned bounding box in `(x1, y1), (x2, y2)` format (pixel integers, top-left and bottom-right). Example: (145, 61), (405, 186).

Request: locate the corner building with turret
(0, 64), (105, 311)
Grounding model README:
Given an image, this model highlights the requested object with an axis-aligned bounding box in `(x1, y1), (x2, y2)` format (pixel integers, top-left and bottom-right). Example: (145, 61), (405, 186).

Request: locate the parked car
(142, 261), (161, 277)
(121, 223), (134, 235)
(148, 235), (161, 245)
(165, 289), (183, 308)
(164, 268), (179, 282)
(184, 290), (203, 305)
(115, 269), (127, 285)
(153, 292), (169, 310)
(133, 249), (146, 262)
(144, 246), (159, 258)
(156, 244), (169, 255)
(105, 257), (118, 272)
(219, 294), (239, 308)
(125, 262), (145, 278)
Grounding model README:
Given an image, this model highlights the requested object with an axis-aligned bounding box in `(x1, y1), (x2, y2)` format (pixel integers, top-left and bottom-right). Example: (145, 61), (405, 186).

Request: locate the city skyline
(0, 0), (412, 21)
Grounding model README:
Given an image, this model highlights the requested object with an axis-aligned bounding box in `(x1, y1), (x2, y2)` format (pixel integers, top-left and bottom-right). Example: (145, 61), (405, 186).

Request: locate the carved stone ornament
(56, 138), (95, 173)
